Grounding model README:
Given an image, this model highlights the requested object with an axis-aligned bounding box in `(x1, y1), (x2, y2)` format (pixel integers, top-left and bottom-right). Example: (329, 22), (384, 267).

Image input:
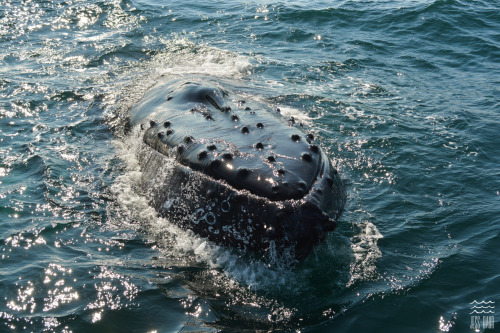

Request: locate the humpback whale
(129, 77), (345, 260)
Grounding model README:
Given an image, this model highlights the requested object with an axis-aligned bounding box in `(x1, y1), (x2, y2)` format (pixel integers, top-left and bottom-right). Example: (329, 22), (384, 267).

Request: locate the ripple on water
(1, 0), (499, 331)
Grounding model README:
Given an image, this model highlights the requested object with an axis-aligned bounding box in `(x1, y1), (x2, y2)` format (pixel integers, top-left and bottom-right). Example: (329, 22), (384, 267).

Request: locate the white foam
(347, 221), (383, 287)
(277, 105), (316, 127)
(152, 37), (253, 78)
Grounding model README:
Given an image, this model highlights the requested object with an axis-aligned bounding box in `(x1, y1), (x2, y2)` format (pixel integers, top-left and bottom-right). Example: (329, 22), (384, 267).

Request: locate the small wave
(152, 37), (253, 78)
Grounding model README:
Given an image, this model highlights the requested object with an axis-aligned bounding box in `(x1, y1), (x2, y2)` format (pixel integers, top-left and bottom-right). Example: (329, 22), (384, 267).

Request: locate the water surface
(1, 0), (499, 332)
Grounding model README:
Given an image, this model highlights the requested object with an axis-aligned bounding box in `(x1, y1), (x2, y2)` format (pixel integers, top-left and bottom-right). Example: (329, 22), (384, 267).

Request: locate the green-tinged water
(1, 0), (499, 332)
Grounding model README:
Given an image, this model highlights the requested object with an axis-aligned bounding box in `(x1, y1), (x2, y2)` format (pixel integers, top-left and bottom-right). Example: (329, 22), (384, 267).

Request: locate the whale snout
(130, 77), (346, 260)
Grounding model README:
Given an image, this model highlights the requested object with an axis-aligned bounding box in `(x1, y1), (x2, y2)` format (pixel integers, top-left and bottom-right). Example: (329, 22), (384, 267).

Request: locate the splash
(110, 37), (359, 291)
(347, 221), (383, 287)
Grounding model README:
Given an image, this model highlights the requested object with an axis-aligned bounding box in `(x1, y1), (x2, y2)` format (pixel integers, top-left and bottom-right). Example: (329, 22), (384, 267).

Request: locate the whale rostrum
(130, 77), (346, 260)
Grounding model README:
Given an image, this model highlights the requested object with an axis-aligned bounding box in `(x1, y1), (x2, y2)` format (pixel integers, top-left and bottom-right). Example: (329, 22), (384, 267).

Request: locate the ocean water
(1, 0), (499, 332)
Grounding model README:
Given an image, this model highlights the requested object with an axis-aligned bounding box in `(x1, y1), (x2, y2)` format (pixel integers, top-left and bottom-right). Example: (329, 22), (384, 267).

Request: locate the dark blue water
(1, 0), (499, 332)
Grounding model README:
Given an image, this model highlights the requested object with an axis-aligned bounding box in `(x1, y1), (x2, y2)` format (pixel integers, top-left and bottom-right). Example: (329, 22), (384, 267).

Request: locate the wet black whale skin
(130, 77), (346, 260)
